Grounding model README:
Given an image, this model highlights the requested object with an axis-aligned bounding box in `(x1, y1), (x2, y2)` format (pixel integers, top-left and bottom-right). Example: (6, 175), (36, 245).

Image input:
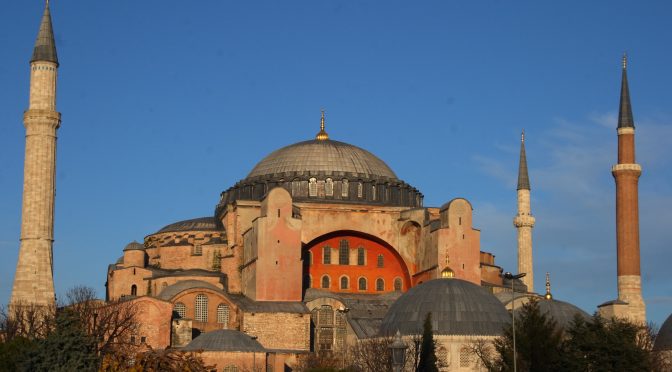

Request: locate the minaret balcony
(513, 215), (535, 228)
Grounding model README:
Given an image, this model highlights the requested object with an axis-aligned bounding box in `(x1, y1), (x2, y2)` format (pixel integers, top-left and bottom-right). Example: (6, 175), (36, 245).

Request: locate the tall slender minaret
(610, 54), (646, 322)
(514, 130), (535, 292)
(10, 0), (60, 309)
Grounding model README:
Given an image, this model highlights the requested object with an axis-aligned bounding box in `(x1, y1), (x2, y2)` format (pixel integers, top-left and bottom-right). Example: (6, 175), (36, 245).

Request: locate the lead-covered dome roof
(246, 139), (397, 181)
(380, 279), (510, 336)
(655, 313), (672, 351)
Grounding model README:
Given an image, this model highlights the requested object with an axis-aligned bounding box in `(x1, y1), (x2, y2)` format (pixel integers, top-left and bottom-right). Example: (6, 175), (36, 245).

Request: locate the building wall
(241, 311), (310, 351)
(129, 297), (174, 350)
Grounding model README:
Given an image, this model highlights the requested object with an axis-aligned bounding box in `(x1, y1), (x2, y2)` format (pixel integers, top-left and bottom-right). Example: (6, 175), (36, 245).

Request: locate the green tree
(417, 312), (439, 372)
(564, 314), (653, 371)
(493, 298), (566, 372)
(23, 308), (99, 372)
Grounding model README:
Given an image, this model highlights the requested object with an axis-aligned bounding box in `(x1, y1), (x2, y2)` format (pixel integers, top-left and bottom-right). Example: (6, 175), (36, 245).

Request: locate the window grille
(341, 179), (349, 197)
(223, 366), (238, 372)
(217, 304), (230, 328)
(195, 294), (208, 322)
(174, 302), (186, 318)
(460, 346), (471, 367)
(358, 277), (367, 290)
(325, 178), (334, 196)
(377, 254), (384, 268)
(339, 240), (349, 265)
(340, 276), (349, 289)
(318, 328), (334, 351)
(357, 247), (365, 266)
(323, 246), (331, 264)
(376, 278), (384, 291)
(394, 277), (403, 291)
(321, 275), (330, 289)
(319, 306), (334, 326)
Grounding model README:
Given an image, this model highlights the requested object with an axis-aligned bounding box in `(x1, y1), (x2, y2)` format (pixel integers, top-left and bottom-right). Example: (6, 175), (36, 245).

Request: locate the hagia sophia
(8, 2), (672, 371)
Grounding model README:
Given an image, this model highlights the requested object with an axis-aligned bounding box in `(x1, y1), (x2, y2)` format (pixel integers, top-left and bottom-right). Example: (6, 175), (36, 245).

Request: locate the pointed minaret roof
(31, 0), (58, 66)
(618, 53), (634, 129)
(517, 130), (530, 190)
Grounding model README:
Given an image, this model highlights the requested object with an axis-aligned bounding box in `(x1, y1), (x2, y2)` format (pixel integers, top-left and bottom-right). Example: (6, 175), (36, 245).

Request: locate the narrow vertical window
(131, 285), (137, 296)
(195, 294), (208, 322)
(376, 278), (384, 291)
(339, 240), (349, 265)
(357, 247), (365, 266)
(358, 277), (367, 290)
(341, 179), (349, 197)
(321, 275), (330, 289)
(291, 178), (301, 196)
(309, 177), (317, 197)
(357, 182), (363, 198)
(377, 254), (384, 268)
(323, 246), (331, 264)
(372, 185), (376, 200)
(325, 178), (334, 196)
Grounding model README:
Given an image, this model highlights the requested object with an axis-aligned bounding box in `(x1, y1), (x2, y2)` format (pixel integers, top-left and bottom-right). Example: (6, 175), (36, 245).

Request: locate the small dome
(183, 330), (265, 352)
(156, 217), (221, 234)
(123, 241), (144, 251)
(380, 279), (510, 336)
(246, 139), (398, 181)
(654, 313), (672, 351)
(516, 298), (590, 329)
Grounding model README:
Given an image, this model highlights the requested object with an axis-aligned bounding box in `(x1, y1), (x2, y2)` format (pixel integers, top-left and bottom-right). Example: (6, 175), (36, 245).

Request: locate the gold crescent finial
(315, 109), (329, 141)
(622, 52), (627, 70)
(544, 272), (553, 300)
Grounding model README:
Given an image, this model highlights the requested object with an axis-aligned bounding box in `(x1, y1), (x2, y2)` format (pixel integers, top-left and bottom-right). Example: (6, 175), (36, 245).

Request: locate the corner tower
(10, 0), (60, 308)
(600, 55), (646, 322)
(513, 130), (535, 292)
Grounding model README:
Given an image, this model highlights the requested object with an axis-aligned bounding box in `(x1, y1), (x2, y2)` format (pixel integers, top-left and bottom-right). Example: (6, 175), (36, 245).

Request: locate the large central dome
(246, 139), (398, 181)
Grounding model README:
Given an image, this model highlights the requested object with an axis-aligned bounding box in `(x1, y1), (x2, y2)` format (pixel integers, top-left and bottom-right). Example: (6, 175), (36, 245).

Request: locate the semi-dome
(654, 313), (672, 351)
(380, 279), (510, 336)
(246, 139), (398, 181)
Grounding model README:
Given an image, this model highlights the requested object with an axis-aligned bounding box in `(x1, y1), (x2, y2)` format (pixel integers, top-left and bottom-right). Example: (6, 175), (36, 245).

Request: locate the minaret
(513, 130), (535, 292)
(611, 54), (646, 322)
(10, 0), (60, 309)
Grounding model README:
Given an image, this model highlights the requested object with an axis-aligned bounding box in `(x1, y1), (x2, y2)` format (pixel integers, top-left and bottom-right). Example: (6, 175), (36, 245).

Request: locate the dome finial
(622, 52), (627, 70)
(544, 272), (553, 300)
(315, 109), (329, 141)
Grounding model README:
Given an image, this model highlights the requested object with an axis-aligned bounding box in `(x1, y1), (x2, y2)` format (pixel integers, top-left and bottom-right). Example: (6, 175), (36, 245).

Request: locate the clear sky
(1, 1), (670, 326)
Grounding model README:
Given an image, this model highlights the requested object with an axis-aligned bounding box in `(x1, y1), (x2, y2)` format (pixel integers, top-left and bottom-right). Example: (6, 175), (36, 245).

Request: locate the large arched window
(358, 277), (367, 291)
(376, 278), (385, 292)
(341, 179), (349, 197)
(174, 302), (186, 318)
(217, 304), (230, 328)
(321, 275), (330, 289)
(195, 294), (208, 322)
(339, 240), (349, 265)
(394, 277), (403, 291)
(325, 178), (334, 196)
(340, 276), (349, 290)
(323, 246), (331, 264)
(131, 284), (137, 296)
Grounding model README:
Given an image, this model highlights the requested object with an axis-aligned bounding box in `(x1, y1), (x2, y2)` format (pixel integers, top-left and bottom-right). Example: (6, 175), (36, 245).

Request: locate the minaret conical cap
(517, 130), (530, 190)
(618, 53), (634, 129)
(31, 0), (58, 66)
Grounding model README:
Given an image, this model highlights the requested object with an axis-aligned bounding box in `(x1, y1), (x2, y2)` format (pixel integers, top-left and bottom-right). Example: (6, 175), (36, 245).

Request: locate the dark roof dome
(654, 313), (672, 351)
(156, 217), (221, 234)
(246, 139), (398, 181)
(515, 298), (590, 329)
(380, 279), (510, 337)
(183, 330), (265, 352)
(123, 241), (144, 251)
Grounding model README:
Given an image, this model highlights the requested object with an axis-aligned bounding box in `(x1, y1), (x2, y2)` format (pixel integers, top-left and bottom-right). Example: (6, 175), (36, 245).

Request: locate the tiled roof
(183, 330), (265, 352)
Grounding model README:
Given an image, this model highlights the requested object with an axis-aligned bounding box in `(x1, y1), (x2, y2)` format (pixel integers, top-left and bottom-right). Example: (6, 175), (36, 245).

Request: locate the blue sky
(1, 1), (670, 326)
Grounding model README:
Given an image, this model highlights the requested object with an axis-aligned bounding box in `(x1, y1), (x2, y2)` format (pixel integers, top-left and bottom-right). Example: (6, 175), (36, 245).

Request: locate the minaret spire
(315, 109), (329, 141)
(517, 129), (530, 190)
(31, 0), (59, 66)
(618, 53), (634, 129)
(514, 130), (535, 292)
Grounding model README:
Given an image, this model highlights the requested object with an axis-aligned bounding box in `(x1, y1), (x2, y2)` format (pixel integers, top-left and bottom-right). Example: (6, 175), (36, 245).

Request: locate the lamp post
(389, 330), (407, 372)
(503, 272), (526, 372)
